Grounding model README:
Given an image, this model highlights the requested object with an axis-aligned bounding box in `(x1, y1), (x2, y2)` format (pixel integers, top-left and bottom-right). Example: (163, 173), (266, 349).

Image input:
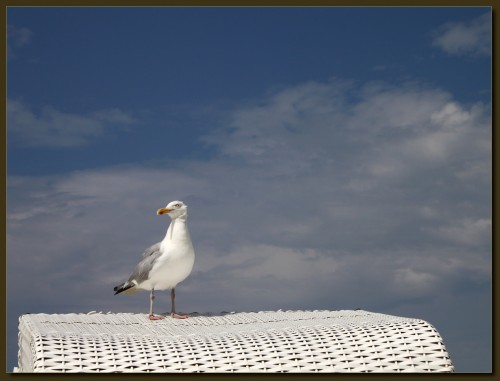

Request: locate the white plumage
(114, 200), (195, 320)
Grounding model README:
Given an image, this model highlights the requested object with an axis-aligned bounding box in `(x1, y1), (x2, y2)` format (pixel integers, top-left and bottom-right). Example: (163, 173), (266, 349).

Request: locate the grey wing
(142, 242), (161, 258)
(128, 249), (162, 285)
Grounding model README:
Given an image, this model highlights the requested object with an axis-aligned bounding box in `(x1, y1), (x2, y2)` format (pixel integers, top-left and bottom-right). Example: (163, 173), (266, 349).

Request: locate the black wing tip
(114, 283), (133, 295)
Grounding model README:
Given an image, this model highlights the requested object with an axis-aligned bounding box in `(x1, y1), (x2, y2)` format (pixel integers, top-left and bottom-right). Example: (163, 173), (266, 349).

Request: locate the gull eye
(175, 203), (181, 208)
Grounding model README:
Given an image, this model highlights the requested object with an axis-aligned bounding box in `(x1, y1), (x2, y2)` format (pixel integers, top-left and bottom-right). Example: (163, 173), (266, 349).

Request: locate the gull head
(157, 200), (188, 219)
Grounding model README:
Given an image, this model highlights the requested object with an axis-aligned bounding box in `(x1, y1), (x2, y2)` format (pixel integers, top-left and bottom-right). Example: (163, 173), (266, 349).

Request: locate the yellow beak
(157, 208), (173, 215)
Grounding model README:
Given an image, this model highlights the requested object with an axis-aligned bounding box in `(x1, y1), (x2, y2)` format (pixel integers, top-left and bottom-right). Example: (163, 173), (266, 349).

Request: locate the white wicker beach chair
(17, 309), (454, 372)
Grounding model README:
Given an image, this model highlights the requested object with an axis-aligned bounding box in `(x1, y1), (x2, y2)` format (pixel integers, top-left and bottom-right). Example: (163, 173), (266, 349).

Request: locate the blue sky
(7, 7), (491, 372)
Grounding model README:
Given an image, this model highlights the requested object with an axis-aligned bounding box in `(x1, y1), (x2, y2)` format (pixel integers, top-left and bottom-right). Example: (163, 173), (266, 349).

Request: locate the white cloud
(7, 99), (136, 147)
(198, 244), (340, 282)
(436, 218), (492, 246)
(394, 268), (437, 294)
(431, 102), (474, 128)
(432, 12), (491, 57)
(7, 78), (491, 371)
(455, 160), (490, 182)
(7, 25), (33, 47)
(350, 83), (451, 131)
(7, 24), (33, 59)
(204, 79), (490, 193)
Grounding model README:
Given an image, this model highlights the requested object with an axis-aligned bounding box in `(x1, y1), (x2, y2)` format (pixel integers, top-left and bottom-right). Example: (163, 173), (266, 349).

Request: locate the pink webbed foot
(148, 314), (165, 321)
(171, 313), (189, 319)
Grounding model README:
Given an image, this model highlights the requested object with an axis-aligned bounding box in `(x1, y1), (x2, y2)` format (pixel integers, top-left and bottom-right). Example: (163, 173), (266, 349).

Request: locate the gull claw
(148, 314), (165, 321)
(171, 313), (189, 319)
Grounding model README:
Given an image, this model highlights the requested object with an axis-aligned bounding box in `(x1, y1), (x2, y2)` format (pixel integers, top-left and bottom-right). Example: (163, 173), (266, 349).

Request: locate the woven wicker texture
(17, 309), (454, 373)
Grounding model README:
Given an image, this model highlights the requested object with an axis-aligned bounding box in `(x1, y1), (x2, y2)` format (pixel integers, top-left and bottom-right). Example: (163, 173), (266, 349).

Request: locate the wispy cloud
(7, 77), (491, 370)
(8, 25), (33, 46)
(8, 76), (491, 302)
(7, 99), (136, 147)
(435, 218), (492, 246)
(432, 12), (491, 57)
(7, 24), (33, 59)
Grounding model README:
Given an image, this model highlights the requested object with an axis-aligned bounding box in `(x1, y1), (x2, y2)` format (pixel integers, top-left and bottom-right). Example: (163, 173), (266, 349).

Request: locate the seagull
(114, 201), (195, 320)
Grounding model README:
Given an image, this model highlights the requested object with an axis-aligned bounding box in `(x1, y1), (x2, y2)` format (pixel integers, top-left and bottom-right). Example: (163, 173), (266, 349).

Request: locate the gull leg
(171, 287), (189, 319)
(149, 288), (164, 321)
